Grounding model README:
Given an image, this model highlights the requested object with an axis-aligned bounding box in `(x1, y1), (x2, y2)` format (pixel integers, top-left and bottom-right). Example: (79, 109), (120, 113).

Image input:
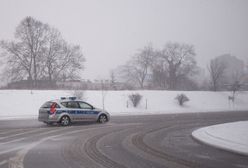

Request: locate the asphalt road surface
(0, 111), (248, 168)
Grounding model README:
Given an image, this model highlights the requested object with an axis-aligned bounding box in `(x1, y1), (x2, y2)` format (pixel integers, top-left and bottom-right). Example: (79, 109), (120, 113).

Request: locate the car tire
(98, 114), (108, 124)
(60, 115), (70, 126)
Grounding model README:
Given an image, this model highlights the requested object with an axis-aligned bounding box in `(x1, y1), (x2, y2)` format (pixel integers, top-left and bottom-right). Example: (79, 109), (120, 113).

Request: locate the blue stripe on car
(55, 110), (99, 115)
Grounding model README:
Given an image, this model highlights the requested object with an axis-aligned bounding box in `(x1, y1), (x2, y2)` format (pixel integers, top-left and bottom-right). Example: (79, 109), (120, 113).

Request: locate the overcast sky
(0, 0), (247, 80)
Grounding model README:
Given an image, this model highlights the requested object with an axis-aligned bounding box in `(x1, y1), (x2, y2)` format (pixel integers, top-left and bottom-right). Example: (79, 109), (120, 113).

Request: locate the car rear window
(41, 102), (60, 108)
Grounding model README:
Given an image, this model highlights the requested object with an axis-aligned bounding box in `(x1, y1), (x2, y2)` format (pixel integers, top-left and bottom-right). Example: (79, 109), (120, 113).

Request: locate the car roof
(49, 97), (85, 104)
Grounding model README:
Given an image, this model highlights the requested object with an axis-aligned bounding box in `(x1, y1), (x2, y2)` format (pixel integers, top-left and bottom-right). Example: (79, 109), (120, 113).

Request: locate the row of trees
(0, 17), (85, 88)
(0, 17), (247, 91)
(115, 42), (198, 90)
(113, 43), (247, 91)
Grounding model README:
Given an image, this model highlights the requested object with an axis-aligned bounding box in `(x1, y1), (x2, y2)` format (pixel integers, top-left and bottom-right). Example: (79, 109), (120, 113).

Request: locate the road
(0, 111), (248, 168)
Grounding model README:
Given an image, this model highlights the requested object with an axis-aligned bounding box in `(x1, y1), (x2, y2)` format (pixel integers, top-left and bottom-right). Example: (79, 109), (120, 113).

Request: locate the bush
(129, 93), (142, 107)
(175, 94), (189, 106)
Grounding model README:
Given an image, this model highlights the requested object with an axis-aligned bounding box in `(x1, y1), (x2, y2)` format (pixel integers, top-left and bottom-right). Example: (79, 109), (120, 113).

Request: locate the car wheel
(98, 114), (108, 124)
(60, 115), (70, 126)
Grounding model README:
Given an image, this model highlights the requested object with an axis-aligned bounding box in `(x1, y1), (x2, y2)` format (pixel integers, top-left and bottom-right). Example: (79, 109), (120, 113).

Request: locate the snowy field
(0, 90), (247, 155)
(192, 121), (248, 156)
(0, 90), (248, 120)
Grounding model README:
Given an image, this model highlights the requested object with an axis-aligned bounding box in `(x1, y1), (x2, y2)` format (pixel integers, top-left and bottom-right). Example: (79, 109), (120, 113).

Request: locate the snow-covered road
(1, 112), (248, 168)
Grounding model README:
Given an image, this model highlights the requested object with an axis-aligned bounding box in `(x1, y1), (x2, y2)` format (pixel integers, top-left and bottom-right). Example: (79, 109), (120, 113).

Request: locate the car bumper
(38, 114), (60, 122)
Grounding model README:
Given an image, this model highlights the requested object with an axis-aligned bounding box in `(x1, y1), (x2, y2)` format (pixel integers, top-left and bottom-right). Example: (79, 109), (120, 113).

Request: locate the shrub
(129, 93), (142, 107)
(175, 94), (189, 106)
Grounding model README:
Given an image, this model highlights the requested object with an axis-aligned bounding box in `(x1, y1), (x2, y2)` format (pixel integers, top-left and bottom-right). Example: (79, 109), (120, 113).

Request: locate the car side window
(64, 101), (79, 109)
(78, 102), (93, 109)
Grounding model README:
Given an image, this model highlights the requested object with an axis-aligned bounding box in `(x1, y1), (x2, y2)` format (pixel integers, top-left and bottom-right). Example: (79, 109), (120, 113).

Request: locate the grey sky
(0, 0), (247, 80)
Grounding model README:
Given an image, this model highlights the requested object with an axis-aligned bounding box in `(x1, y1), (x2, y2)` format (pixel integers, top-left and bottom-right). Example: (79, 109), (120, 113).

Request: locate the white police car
(38, 97), (110, 126)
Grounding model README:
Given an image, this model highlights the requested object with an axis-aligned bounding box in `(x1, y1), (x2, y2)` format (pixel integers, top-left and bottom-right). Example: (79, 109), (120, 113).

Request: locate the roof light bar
(69, 97), (77, 100)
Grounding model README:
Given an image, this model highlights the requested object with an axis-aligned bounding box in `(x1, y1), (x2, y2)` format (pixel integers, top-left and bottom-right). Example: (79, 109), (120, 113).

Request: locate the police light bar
(69, 97), (77, 100)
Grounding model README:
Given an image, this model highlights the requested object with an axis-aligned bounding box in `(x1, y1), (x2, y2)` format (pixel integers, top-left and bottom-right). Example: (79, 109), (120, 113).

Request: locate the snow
(0, 90), (247, 119)
(192, 121), (248, 156)
(0, 89), (247, 156)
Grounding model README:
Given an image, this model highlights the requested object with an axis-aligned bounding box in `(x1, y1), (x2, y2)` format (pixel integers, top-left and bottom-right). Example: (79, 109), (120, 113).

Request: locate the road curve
(0, 111), (248, 168)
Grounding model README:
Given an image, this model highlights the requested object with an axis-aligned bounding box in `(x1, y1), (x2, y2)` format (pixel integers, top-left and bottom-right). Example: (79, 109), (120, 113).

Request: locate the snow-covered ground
(0, 90), (247, 155)
(192, 121), (248, 156)
(0, 90), (247, 119)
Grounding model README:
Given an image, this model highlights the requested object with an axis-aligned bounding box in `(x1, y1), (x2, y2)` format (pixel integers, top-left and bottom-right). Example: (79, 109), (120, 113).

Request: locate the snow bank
(192, 121), (248, 156)
(0, 90), (248, 120)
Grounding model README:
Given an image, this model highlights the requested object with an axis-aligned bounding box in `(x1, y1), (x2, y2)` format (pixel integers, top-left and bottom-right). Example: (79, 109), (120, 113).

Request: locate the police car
(38, 97), (110, 126)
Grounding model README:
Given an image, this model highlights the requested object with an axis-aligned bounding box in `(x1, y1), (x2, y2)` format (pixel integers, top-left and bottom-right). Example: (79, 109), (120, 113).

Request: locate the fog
(0, 0), (248, 81)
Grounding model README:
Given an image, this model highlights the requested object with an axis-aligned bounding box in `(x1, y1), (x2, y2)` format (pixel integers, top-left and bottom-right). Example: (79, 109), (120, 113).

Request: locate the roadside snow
(1, 90), (247, 156)
(192, 121), (248, 156)
(0, 90), (248, 120)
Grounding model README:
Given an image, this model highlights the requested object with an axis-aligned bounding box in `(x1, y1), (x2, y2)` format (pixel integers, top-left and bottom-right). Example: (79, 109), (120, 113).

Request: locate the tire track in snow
(8, 125), (114, 168)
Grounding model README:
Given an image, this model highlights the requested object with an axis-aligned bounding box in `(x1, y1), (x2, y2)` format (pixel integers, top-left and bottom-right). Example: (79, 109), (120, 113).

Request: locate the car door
(63, 101), (82, 121)
(78, 101), (98, 121)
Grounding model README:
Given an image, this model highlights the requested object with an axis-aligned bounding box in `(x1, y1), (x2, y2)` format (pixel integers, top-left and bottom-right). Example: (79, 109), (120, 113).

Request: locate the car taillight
(50, 103), (57, 114)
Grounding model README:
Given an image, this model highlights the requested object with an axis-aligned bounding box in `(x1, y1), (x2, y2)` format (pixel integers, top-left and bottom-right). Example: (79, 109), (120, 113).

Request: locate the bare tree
(1, 17), (49, 86)
(43, 29), (85, 84)
(117, 43), (197, 90)
(121, 45), (154, 89)
(151, 51), (168, 89)
(60, 44), (84, 80)
(42, 28), (62, 83)
(158, 42), (196, 90)
(16, 17), (49, 87)
(0, 16), (85, 88)
(0, 41), (32, 82)
(208, 59), (226, 91)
